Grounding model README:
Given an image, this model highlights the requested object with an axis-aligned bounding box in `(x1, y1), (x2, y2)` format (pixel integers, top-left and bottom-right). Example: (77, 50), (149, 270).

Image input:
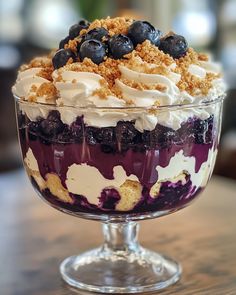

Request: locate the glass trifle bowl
(13, 17), (226, 293)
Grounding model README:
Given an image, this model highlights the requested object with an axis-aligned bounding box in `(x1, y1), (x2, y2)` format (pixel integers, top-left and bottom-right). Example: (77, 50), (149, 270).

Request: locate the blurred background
(0, 0), (236, 178)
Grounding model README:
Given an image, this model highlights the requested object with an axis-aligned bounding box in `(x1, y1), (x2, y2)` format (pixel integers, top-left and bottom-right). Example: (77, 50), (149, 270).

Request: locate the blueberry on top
(76, 34), (86, 52)
(77, 27), (109, 53)
(108, 34), (134, 59)
(159, 34), (188, 59)
(69, 19), (90, 39)
(59, 36), (71, 49)
(79, 39), (106, 64)
(128, 20), (162, 46)
(52, 49), (75, 69)
(85, 27), (109, 42)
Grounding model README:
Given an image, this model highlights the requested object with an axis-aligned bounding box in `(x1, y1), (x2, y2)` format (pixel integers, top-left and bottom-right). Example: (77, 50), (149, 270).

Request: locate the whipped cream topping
(13, 68), (49, 101)
(12, 60), (56, 104)
(14, 54), (225, 131)
(53, 70), (126, 108)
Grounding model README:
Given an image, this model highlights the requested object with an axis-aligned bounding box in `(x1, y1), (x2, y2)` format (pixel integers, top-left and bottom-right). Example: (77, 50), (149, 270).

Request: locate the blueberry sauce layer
(31, 176), (202, 216)
(18, 110), (218, 215)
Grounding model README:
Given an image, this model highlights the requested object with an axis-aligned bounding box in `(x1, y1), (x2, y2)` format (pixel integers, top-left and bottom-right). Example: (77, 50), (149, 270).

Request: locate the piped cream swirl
(14, 55), (226, 131)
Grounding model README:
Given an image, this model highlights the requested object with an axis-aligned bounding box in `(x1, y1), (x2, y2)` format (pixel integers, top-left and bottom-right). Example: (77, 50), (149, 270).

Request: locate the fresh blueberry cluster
(52, 19), (188, 69)
(20, 111), (214, 151)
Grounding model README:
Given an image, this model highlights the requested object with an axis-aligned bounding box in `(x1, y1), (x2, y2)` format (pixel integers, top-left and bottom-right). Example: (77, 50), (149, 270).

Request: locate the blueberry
(85, 127), (98, 145)
(116, 122), (137, 144)
(71, 117), (84, 142)
(76, 34), (86, 52)
(99, 128), (114, 144)
(28, 121), (42, 140)
(179, 120), (192, 136)
(59, 36), (71, 49)
(178, 119), (196, 143)
(79, 39), (106, 64)
(195, 134), (205, 144)
(85, 27), (109, 42)
(128, 21), (162, 46)
(205, 130), (213, 144)
(52, 49), (75, 69)
(158, 130), (175, 149)
(28, 121), (40, 134)
(192, 119), (209, 144)
(47, 110), (61, 121)
(57, 127), (73, 143)
(205, 116), (214, 144)
(144, 124), (176, 149)
(69, 19), (90, 39)
(108, 34), (134, 59)
(193, 119), (208, 134)
(159, 34), (188, 59)
(142, 131), (151, 147)
(40, 115), (64, 137)
(206, 115), (214, 125)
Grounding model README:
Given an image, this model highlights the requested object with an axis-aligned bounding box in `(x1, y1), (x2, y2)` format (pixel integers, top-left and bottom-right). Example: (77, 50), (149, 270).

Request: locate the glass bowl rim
(14, 94), (226, 111)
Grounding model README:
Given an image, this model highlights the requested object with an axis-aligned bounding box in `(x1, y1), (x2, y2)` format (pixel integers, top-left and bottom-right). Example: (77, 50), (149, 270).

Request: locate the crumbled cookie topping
(120, 78), (167, 92)
(17, 17), (222, 102)
(28, 82), (57, 102)
(80, 17), (133, 37)
(175, 49), (220, 95)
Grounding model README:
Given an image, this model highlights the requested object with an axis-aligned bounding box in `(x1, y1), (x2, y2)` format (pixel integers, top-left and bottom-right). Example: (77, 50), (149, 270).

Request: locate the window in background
(25, 0), (80, 49)
(173, 0), (217, 50)
(0, 0), (24, 171)
(0, 0), (112, 172)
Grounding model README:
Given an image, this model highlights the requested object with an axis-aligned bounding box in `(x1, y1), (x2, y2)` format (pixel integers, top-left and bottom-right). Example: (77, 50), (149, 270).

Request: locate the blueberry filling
(19, 110), (216, 215)
(22, 111), (215, 148)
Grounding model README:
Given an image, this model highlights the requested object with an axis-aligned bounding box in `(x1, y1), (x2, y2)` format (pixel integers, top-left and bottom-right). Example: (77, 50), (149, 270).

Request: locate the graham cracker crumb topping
(81, 17), (133, 37)
(120, 78), (167, 92)
(17, 17), (222, 103)
(175, 49), (220, 95)
(65, 39), (78, 53)
(28, 82), (57, 102)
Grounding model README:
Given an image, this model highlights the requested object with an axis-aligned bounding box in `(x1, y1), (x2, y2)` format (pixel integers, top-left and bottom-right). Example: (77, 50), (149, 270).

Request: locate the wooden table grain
(0, 170), (236, 295)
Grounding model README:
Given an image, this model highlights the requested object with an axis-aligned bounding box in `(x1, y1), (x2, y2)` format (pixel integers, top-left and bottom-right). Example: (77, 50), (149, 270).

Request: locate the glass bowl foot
(60, 222), (181, 293)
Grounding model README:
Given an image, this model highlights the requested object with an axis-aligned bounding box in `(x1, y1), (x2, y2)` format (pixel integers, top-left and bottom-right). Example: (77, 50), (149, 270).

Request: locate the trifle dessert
(13, 17), (225, 217)
(13, 17), (226, 293)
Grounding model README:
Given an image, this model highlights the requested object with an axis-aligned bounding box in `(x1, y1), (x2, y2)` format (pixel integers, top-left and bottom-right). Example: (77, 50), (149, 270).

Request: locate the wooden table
(1, 170), (236, 295)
